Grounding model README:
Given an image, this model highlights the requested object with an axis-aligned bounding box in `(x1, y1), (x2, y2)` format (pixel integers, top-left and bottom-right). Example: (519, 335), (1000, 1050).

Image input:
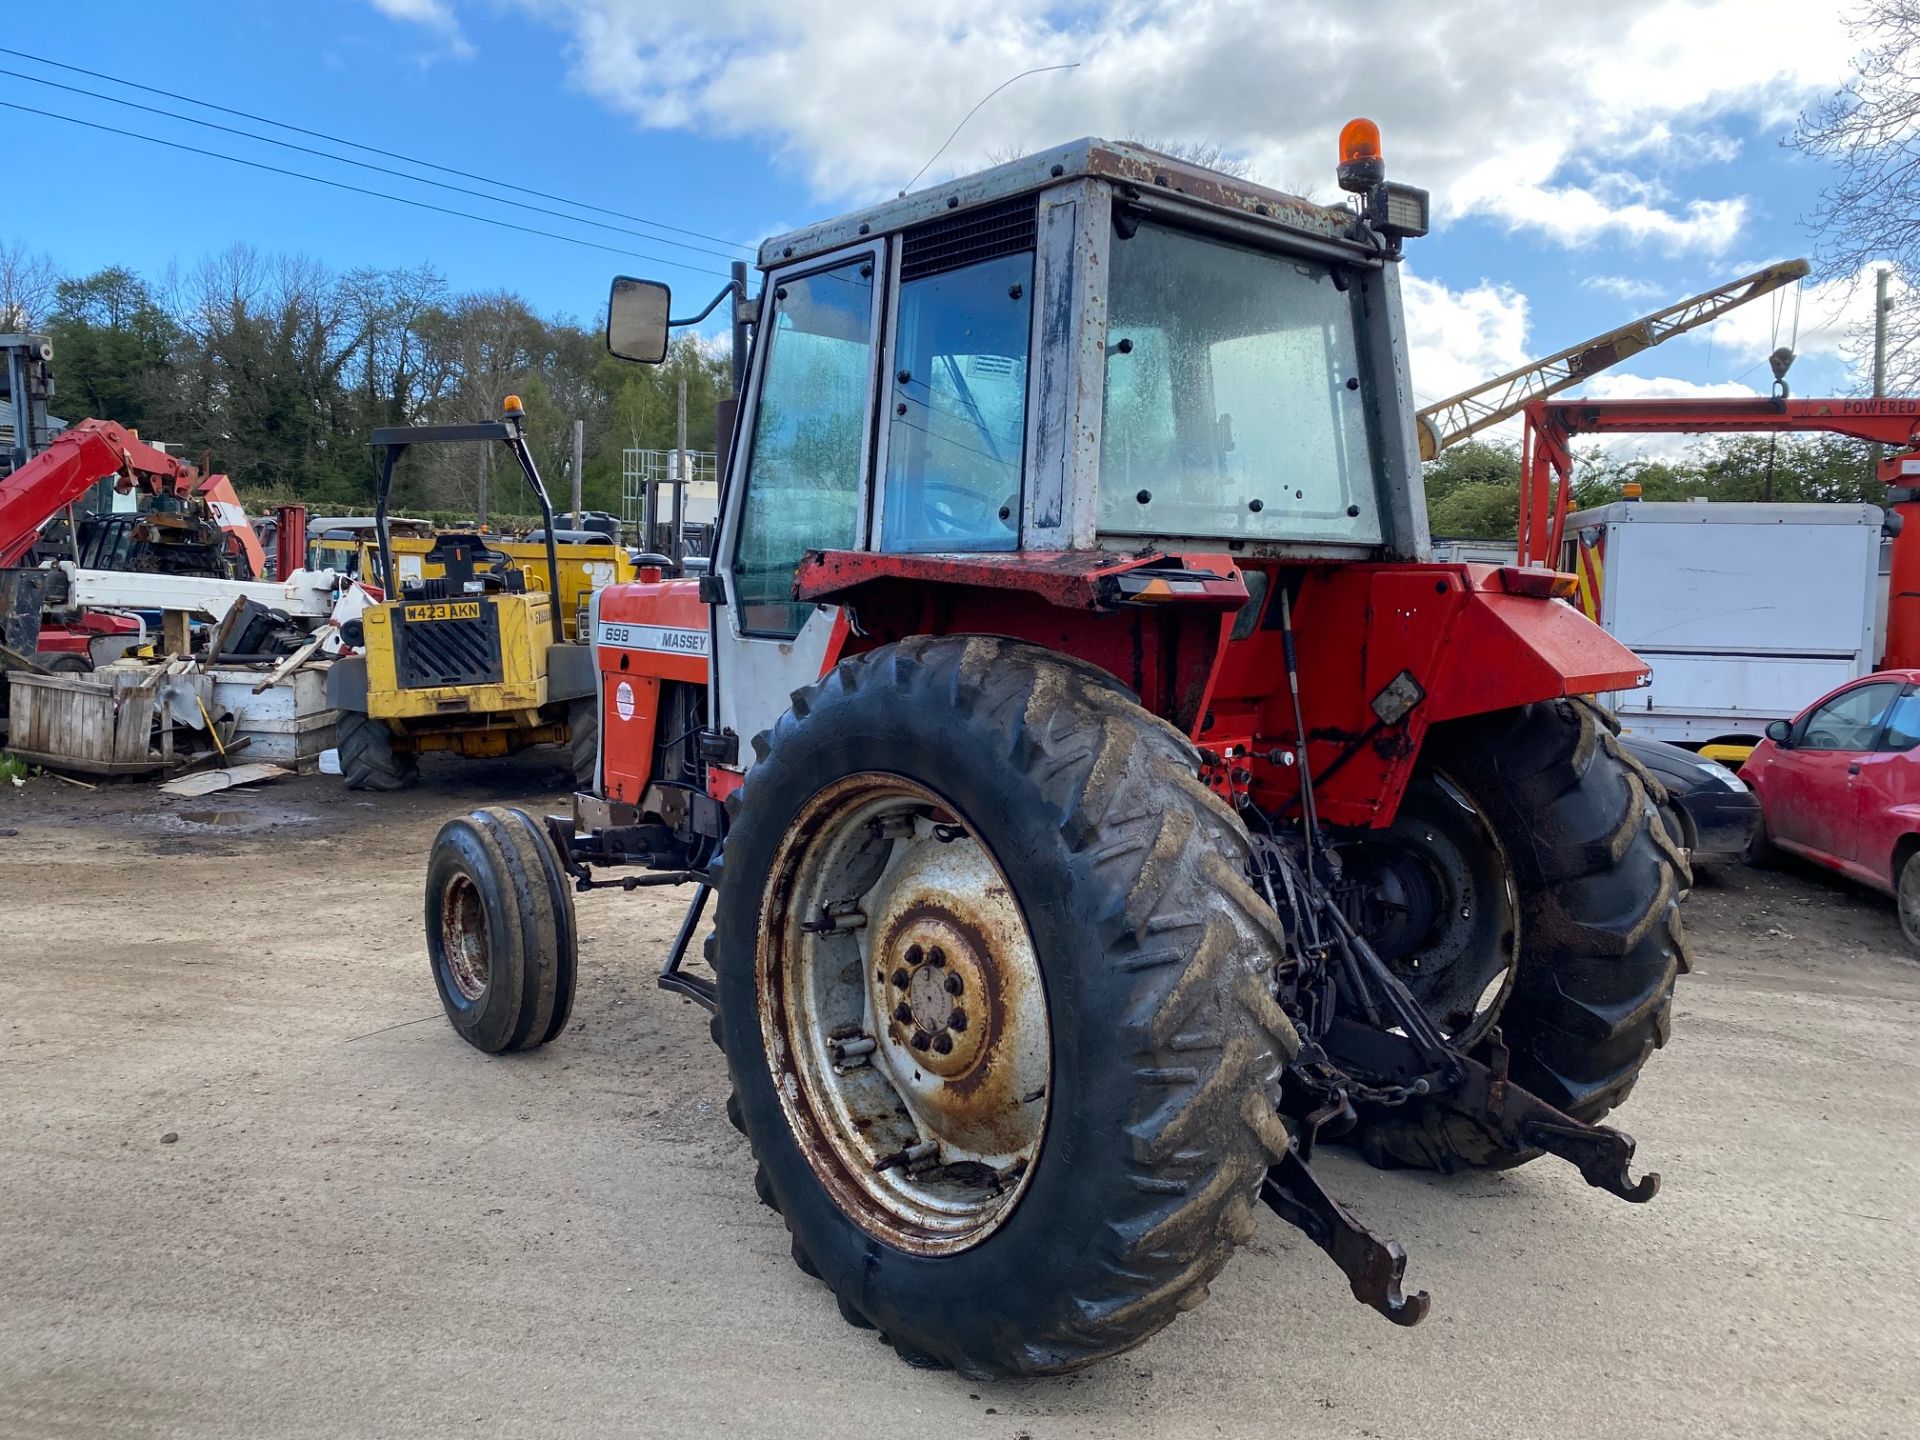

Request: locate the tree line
(0, 240), (730, 523)
(1424, 436), (1885, 541)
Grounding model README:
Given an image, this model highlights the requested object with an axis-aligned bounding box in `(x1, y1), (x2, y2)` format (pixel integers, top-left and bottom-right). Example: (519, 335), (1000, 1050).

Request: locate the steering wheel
(916, 481), (1014, 541)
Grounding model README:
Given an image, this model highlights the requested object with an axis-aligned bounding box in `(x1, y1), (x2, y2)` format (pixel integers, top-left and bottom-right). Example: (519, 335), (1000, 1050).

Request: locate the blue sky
(1, 1), (1888, 445)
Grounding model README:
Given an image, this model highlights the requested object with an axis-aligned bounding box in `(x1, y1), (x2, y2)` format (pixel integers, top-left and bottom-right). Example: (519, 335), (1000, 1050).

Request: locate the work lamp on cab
(1338, 118), (1430, 257)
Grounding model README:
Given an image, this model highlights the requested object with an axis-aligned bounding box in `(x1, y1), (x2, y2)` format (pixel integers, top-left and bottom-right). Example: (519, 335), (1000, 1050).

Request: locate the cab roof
(757, 137), (1369, 270)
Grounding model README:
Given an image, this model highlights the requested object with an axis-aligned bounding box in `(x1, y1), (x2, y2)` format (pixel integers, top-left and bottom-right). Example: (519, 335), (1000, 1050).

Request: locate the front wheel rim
(440, 874), (490, 1001)
(756, 773), (1052, 1256)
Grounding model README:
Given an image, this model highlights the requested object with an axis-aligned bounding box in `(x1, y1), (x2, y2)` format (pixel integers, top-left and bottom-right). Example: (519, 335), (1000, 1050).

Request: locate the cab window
(1879, 688), (1920, 751)
(731, 259), (876, 636)
(1795, 681), (1900, 751)
(880, 248), (1032, 552)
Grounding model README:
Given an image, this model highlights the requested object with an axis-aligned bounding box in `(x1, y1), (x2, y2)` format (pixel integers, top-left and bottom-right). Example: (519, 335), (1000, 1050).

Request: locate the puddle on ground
(178, 810), (243, 826)
(137, 802), (319, 838)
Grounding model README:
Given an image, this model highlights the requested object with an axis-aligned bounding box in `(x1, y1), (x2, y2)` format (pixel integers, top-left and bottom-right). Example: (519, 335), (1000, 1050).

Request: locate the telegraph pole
(1874, 267), (1892, 398)
(571, 417), (584, 529)
(1873, 267), (1892, 474)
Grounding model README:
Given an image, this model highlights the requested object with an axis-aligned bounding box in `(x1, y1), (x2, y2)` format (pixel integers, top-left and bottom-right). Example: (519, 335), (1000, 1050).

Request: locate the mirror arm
(669, 279), (746, 329)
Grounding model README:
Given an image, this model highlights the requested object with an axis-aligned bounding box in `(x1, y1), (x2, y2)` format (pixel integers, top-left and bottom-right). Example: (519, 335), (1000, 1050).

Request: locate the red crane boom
(1519, 395), (1920, 664)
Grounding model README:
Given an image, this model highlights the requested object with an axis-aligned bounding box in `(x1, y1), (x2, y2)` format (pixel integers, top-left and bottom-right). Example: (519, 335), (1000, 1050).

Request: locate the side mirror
(1765, 719), (1793, 745)
(606, 276), (671, 364)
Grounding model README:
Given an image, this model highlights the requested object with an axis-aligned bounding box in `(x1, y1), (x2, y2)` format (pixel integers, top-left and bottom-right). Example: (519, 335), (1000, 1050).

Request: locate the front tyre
(713, 637), (1297, 1378)
(566, 695), (599, 792)
(339, 711), (419, 791)
(424, 806), (577, 1052)
(1344, 697), (1689, 1173)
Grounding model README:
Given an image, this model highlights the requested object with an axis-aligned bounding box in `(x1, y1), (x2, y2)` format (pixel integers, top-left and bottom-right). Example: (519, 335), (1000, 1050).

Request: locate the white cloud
(479, 0), (1855, 255)
(1584, 374), (1764, 401)
(1400, 269), (1531, 410)
(367, 0), (475, 59)
(1578, 373), (1768, 460)
(1582, 274), (1668, 303)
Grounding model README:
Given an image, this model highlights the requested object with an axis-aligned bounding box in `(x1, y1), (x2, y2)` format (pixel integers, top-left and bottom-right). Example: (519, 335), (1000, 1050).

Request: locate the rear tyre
(1896, 852), (1920, 953)
(713, 636), (1297, 1377)
(1742, 822), (1781, 870)
(339, 711), (419, 791)
(424, 805), (576, 1052)
(31, 651), (91, 675)
(1343, 696), (1689, 1174)
(566, 695), (599, 792)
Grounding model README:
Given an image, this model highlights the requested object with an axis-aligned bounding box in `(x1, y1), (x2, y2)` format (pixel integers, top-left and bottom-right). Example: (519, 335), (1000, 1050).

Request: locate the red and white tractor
(422, 124), (1688, 1377)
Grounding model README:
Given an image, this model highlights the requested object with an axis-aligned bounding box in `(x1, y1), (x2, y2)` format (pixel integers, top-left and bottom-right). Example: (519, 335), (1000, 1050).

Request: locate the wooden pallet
(4, 669), (177, 776)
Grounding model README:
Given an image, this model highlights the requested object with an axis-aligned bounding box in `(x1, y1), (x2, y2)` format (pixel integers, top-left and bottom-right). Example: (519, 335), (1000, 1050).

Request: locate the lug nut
(894, 1003), (913, 1025)
(948, 1008), (968, 1032)
(933, 1034), (954, 1055)
(944, 972), (963, 996)
(891, 968), (909, 987)
(929, 947), (946, 968)
(911, 1030), (932, 1051)
(906, 943), (923, 966)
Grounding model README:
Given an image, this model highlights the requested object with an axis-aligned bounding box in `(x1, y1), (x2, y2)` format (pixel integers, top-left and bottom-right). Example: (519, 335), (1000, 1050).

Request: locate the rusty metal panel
(759, 138), (1369, 271)
(1365, 264), (1431, 561)
(1025, 181), (1109, 550)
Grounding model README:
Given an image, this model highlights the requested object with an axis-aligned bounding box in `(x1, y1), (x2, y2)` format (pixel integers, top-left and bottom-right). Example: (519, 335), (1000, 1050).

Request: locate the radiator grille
(395, 608), (504, 689)
(901, 197), (1037, 282)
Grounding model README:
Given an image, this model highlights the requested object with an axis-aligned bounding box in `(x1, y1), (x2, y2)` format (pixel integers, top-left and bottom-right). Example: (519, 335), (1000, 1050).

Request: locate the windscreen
(1098, 218), (1383, 544)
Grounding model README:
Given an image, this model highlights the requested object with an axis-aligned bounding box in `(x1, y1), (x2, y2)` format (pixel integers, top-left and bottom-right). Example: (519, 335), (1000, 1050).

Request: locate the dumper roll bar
(368, 415), (566, 647)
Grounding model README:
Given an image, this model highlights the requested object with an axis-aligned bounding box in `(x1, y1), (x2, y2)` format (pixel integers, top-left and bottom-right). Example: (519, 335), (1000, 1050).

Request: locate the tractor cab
(600, 132), (1440, 789)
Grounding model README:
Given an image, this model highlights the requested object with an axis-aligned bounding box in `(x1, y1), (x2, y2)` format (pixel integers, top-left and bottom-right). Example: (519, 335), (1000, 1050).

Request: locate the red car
(1743, 668), (1920, 946)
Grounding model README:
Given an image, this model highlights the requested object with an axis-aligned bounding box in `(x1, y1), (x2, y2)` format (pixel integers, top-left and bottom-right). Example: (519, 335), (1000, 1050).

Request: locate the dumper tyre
(567, 695), (599, 792)
(424, 805), (574, 1053)
(339, 712), (419, 791)
(31, 651), (90, 675)
(1342, 696), (1688, 1174)
(711, 636), (1298, 1378)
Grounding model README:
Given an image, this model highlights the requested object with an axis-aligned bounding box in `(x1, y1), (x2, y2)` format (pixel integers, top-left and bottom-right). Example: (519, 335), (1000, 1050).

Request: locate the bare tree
(1791, 0), (1920, 387)
(0, 239), (58, 332)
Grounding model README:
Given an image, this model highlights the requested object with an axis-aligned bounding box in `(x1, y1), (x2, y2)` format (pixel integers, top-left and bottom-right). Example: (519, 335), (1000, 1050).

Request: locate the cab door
(709, 244), (883, 767)
(1763, 679), (1901, 869)
(1842, 684), (1920, 891)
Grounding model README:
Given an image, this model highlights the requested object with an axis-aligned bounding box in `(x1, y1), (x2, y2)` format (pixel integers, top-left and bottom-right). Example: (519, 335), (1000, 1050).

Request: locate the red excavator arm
(0, 419), (242, 570)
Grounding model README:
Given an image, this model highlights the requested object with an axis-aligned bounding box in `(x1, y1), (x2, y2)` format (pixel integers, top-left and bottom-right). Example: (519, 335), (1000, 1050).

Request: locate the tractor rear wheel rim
(1340, 773), (1518, 1047)
(758, 774), (1051, 1257)
(441, 874), (490, 1001)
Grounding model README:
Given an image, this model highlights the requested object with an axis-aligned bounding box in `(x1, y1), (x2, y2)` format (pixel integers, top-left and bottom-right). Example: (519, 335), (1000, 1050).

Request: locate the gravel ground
(1, 757), (1916, 1439)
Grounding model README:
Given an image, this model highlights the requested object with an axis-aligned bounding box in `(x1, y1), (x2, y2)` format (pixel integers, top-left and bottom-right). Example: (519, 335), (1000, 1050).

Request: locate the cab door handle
(1848, 761), (1863, 775)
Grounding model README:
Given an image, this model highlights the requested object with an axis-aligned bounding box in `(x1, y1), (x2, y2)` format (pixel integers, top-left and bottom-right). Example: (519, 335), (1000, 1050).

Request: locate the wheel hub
(760, 774), (1052, 1254)
(440, 875), (489, 1001)
(883, 921), (985, 1073)
(1334, 773), (1518, 1046)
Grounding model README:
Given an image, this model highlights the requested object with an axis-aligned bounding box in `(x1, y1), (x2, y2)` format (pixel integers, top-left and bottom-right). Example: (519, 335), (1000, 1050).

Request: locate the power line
(0, 66), (746, 265)
(0, 44), (756, 255)
(0, 99), (734, 280)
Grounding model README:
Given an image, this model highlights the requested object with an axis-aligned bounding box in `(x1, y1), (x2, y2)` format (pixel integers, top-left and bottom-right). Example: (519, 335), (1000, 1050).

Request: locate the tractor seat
(401, 533), (527, 600)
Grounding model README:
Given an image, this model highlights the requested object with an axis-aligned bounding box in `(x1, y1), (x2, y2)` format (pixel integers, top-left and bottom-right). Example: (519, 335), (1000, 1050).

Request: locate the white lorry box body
(1568, 501), (1884, 745)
